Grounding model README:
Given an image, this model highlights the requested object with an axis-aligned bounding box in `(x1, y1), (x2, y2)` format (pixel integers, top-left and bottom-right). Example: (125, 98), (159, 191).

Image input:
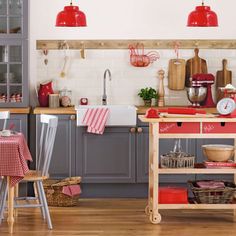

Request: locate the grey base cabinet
(36, 115), (76, 179)
(76, 127), (136, 183)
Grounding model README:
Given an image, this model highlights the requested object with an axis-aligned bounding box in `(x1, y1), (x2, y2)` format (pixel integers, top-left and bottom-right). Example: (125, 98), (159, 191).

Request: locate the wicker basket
(189, 180), (236, 204)
(43, 177), (81, 207)
(161, 154), (195, 168)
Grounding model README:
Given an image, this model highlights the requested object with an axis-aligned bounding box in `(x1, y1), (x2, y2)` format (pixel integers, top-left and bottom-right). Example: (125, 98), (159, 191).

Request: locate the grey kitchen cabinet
(0, 0), (29, 107)
(36, 114), (76, 179)
(76, 127), (136, 183)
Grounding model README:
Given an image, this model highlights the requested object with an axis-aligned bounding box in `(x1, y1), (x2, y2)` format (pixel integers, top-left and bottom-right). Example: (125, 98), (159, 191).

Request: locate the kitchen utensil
(217, 97), (236, 115)
(157, 69), (165, 107)
(202, 144), (234, 162)
(129, 43), (159, 67)
(216, 59), (232, 102)
(185, 48), (208, 87)
(168, 59), (186, 90)
(186, 87), (207, 107)
(188, 73), (215, 107)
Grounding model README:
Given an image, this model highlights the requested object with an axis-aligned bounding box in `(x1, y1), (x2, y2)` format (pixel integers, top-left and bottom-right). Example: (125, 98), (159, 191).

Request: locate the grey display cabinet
(76, 127), (136, 183)
(0, 0), (28, 107)
(35, 115), (76, 179)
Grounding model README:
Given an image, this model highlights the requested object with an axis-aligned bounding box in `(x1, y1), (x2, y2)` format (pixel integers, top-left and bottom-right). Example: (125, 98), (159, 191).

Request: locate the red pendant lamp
(56, 1), (87, 27)
(187, 1), (218, 27)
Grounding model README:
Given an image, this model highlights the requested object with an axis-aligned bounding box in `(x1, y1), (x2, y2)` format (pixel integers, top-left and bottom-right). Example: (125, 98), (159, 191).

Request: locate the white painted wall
(29, 0), (236, 106)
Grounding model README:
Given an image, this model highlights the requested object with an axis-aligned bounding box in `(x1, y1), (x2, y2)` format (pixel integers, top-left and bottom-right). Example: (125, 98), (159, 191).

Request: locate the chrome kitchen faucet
(102, 69), (112, 105)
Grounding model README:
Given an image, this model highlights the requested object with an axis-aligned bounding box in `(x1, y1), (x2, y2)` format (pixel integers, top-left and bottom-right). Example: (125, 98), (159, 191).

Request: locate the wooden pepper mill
(158, 69), (165, 107)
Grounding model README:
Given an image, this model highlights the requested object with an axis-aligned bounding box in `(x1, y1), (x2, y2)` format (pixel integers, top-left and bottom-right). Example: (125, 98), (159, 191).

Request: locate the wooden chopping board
(216, 59), (232, 102)
(185, 48), (208, 87)
(168, 59), (186, 90)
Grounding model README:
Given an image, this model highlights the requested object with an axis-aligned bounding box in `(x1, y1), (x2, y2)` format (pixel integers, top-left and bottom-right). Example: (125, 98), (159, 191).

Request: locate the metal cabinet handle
(137, 127), (143, 133)
(70, 115), (76, 120)
(130, 127), (136, 133)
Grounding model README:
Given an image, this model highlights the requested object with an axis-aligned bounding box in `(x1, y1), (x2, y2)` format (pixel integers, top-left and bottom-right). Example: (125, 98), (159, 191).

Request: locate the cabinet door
(0, 0), (28, 38)
(76, 127), (136, 183)
(136, 126), (196, 183)
(0, 40), (28, 107)
(36, 115), (76, 179)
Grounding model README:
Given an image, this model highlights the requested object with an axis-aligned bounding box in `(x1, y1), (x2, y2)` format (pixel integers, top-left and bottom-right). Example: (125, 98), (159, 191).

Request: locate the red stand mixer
(187, 73), (215, 108)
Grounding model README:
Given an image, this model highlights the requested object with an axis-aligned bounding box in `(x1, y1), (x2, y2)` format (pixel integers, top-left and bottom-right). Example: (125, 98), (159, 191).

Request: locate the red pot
(38, 81), (54, 107)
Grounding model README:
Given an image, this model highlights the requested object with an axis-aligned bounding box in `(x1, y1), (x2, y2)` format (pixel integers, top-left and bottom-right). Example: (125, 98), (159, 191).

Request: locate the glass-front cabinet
(0, 0), (27, 37)
(0, 0), (28, 107)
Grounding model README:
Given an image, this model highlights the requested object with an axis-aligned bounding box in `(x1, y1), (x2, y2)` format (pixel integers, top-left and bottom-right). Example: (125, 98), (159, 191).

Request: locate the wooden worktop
(33, 106), (76, 115)
(136, 106), (217, 114)
(0, 107), (31, 114)
(33, 106), (218, 115)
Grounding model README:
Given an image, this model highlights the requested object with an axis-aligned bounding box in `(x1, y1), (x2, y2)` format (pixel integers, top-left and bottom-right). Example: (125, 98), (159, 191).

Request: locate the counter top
(136, 106), (217, 114)
(33, 106), (218, 115)
(33, 106), (76, 115)
(0, 107), (31, 114)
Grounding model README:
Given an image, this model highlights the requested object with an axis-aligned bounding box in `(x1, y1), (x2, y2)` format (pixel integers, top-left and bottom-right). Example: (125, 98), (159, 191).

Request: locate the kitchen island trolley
(138, 115), (236, 224)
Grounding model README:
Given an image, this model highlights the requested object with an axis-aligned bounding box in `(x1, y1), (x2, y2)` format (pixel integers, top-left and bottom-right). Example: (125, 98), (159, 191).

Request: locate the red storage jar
(159, 187), (188, 204)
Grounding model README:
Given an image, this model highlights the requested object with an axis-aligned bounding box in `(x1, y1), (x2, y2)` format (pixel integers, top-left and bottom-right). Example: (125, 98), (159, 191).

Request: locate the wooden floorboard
(1, 199), (236, 236)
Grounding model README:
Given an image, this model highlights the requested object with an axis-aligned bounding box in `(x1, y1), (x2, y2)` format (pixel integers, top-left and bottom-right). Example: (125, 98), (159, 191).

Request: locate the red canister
(159, 187), (188, 204)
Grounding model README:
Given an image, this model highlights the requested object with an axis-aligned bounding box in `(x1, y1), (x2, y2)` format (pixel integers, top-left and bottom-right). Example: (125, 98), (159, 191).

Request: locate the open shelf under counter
(158, 204), (236, 210)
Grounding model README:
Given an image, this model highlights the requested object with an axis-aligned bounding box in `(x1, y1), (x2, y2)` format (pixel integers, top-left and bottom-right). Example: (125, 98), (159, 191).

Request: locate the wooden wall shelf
(36, 39), (236, 50)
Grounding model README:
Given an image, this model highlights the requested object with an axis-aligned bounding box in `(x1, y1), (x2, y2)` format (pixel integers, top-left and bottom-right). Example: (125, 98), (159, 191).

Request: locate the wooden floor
(1, 199), (236, 236)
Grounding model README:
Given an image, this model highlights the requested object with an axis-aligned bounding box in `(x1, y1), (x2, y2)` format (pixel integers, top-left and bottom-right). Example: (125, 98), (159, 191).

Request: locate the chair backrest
(37, 114), (58, 176)
(0, 111), (10, 130)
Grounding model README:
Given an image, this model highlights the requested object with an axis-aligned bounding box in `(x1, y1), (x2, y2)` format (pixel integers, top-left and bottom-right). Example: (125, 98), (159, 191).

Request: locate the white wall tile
(35, 48), (236, 106)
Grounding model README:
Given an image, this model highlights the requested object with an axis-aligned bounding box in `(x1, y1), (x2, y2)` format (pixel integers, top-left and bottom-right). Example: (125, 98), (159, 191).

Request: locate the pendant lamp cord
(70, 0), (73, 6)
(202, 0), (204, 6)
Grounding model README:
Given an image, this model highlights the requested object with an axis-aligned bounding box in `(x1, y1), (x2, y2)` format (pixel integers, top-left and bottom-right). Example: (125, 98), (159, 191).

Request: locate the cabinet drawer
(159, 122), (200, 134)
(202, 122), (236, 133)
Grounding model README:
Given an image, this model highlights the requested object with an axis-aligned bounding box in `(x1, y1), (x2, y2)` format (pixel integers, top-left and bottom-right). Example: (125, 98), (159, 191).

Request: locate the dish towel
(82, 108), (109, 134)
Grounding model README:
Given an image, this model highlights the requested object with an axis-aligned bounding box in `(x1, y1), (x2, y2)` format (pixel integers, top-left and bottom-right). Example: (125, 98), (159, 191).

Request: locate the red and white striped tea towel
(82, 108), (109, 134)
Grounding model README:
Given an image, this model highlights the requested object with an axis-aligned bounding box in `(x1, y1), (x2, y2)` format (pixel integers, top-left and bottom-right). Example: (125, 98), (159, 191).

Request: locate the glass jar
(59, 89), (72, 107)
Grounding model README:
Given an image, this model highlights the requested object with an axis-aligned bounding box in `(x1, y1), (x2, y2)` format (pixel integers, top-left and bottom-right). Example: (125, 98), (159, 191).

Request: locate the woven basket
(161, 154), (195, 168)
(43, 177), (81, 207)
(189, 180), (236, 204)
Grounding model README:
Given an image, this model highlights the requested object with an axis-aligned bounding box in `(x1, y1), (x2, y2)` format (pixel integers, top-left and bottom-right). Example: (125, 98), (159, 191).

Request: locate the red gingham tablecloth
(0, 133), (32, 187)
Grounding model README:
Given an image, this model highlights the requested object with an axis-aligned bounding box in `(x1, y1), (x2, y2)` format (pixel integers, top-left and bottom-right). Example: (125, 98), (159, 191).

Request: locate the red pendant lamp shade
(187, 1), (218, 27)
(56, 1), (87, 27)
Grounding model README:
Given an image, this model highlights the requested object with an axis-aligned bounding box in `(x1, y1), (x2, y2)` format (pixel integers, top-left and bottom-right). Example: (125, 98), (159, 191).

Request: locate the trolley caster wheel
(150, 213), (161, 224)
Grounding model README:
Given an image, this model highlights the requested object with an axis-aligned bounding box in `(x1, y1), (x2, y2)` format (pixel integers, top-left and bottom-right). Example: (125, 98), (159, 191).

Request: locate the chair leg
(35, 181), (46, 220)
(0, 177), (8, 223)
(14, 183), (19, 217)
(38, 181), (52, 229)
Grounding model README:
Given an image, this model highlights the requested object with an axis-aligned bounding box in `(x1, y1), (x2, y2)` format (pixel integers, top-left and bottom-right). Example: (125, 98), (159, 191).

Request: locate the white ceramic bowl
(202, 144), (234, 162)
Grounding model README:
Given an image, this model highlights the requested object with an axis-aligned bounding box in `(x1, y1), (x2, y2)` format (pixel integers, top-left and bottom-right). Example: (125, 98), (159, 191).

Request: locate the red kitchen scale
(217, 86), (236, 118)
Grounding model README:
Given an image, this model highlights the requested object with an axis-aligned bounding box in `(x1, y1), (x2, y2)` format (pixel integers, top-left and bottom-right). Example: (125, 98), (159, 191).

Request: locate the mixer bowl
(186, 87), (207, 107)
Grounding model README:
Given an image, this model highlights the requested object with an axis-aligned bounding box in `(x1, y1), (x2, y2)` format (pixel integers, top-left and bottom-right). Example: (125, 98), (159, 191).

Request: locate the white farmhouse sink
(76, 105), (137, 126)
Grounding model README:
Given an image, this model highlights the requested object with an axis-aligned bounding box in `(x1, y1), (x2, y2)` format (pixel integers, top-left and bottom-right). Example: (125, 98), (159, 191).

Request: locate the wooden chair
(0, 111), (10, 130)
(0, 114), (58, 229)
(0, 111), (10, 223)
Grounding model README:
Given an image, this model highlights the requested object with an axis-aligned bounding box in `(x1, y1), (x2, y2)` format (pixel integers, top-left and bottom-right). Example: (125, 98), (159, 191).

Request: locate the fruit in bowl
(202, 144), (234, 162)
